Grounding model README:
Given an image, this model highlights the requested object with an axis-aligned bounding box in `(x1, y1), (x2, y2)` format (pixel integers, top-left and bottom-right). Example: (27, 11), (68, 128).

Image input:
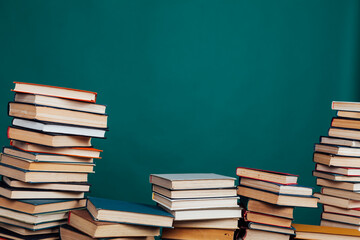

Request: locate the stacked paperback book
(236, 167), (318, 240)
(0, 82), (108, 239)
(293, 223), (360, 240)
(313, 101), (360, 230)
(150, 173), (242, 240)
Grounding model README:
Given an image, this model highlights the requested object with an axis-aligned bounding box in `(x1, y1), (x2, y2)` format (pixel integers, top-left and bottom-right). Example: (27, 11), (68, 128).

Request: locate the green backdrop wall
(1, 0), (360, 224)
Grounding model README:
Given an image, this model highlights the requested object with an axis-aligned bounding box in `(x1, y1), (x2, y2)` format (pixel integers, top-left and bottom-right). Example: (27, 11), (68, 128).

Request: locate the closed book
(317, 178), (360, 191)
(168, 207), (242, 221)
(0, 216), (66, 230)
(332, 101), (360, 112)
(3, 177), (90, 192)
(236, 167), (298, 185)
(239, 177), (312, 195)
(240, 229), (290, 240)
(8, 127), (92, 147)
(87, 197), (174, 227)
(338, 111), (360, 120)
(314, 193), (360, 209)
(0, 222), (58, 235)
(240, 198), (293, 219)
(0, 163), (88, 183)
(315, 143), (360, 157)
(9, 102), (107, 128)
(10, 140), (101, 159)
(12, 118), (107, 138)
(332, 118), (360, 130)
(173, 218), (239, 230)
(149, 173), (235, 190)
(0, 154), (94, 173)
(247, 222), (295, 235)
(321, 187), (360, 201)
(329, 127), (360, 140)
(237, 186), (318, 207)
(321, 136), (360, 147)
(314, 152), (360, 168)
(152, 185), (237, 199)
(322, 212), (360, 226)
(15, 93), (106, 114)
(313, 171), (360, 182)
(0, 197), (86, 214)
(293, 223), (360, 239)
(13, 82), (98, 103)
(324, 204), (360, 217)
(152, 193), (239, 210)
(69, 210), (160, 238)
(0, 226), (59, 240)
(244, 211), (292, 228)
(316, 164), (360, 176)
(321, 219), (360, 231)
(161, 228), (235, 240)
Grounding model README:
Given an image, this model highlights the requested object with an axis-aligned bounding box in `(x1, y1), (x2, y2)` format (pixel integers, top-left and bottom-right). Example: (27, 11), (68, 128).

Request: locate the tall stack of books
(236, 167), (318, 240)
(0, 82), (108, 239)
(312, 101), (360, 230)
(60, 196), (174, 239)
(149, 173), (242, 240)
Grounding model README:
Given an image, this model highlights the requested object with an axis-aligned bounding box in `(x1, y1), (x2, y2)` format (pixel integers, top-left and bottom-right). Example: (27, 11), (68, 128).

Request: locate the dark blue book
(87, 196), (174, 227)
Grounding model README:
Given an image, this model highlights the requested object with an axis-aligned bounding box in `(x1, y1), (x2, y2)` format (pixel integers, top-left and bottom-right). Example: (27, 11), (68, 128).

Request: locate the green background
(1, 0), (360, 224)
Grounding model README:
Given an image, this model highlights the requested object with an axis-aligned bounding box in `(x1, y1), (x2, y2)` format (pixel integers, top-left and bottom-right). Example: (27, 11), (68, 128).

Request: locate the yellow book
(293, 223), (360, 237)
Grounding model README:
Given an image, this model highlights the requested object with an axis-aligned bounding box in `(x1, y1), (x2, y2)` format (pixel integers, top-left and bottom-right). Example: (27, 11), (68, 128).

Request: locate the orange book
(293, 223), (360, 237)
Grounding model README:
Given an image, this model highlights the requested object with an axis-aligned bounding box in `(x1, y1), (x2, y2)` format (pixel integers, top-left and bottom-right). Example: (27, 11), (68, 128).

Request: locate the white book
(168, 207), (242, 221)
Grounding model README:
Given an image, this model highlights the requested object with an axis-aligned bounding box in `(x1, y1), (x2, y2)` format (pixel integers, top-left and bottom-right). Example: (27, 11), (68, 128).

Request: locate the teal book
(87, 196), (174, 227)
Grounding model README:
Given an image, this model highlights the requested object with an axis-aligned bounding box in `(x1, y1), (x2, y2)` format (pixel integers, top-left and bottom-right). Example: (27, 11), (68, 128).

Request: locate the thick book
(15, 93), (106, 114)
(247, 222), (295, 235)
(313, 152), (360, 168)
(314, 193), (360, 209)
(338, 111), (360, 120)
(244, 211), (292, 228)
(321, 219), (360, 231)
(152, 193), (239, 210)
(317, 178), (360, 191)
(12, 118), (107, 138)
(168, 207), (242, 221)
(161, 228), (235, 240)
(173, 218), (239, 230)
(240, 229), (290, 240)
(332, 118), (360, 130)
(0, 197), (86, 214)
(68, 210), (160, 238)
(324, 204), (360, 217)
(149, 173), (235, 190)
(3, 146), (95, 163)
(8, 127), (92, 147)
(9, 102), (108, 129)
(0, 163), (88, 183)
(3, 177), (90, 192)
(236, 167), (298, 185)
(294, 223), (360, 238)
(0, 226), (59, 240)
(320, 136), (360, 147)
(316, 164), (360, 176)
(0, 222), (58, 236)
(0, 154), (94, 173)
(329, 127), (360, 141)
(239, 177), (312, 195)
(152, 185), (237, 199)
(13, 82), (98, 103)
(332, 101), (360, 112)
(87, 197), (174, 227)
(313, 171), (360, 182)
(240, 198), (293, 219)
(0, 216), (66, 230)
(321, 187), (360, 201)
(10, 140), (101, 159)
(0, 181), (84, 199)
(237, 186), (318, 207)
(315, 143), (360, 157)
(322, 212), (360, 226)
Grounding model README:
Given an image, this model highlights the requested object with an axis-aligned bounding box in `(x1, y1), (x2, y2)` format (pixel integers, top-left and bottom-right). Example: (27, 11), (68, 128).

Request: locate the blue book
(87, 196), (174, 227)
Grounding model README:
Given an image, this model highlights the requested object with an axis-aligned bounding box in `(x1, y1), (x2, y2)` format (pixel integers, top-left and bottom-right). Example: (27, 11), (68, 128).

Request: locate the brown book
(317, 178), (360, 191)
(315, 143), (360, 157)
(313, 152), (360, 168)
(161, 228), (235, 240)
(314, 193), (360, 209)
(244, 211), (292, 228)
(7, 127), (92, 147)
(236, 167), (297, 185)
(316, 164), (360, 176)
(332, 118), (360, 130)
(329, 127), (360, 141)
(313, 170), (360, 182)
(321, 187), (360, 201)
(320, 136), (360, 147)
(321, 219), (360, 231)
(69, 210), (160, 238)
(244, 199), (293, 219)
(332, 101), (360, 112)
(241, 228), (290, 240)
(0, 222), (58, 235)
(324, 204), (360, 217)
(0, 215), (66, 230)
(338, 111), (360, 120)
(322, 212), (360, 225)
(293, 223), (360, 239)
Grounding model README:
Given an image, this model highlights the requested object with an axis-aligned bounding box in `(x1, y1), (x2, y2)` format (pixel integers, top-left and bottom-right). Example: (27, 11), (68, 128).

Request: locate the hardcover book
(236, 167), (298, 185)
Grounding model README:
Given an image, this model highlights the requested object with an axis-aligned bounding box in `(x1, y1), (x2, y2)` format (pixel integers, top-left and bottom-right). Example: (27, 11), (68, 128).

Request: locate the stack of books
(150, 173), (242, 240)
(236, 167), (318, 240)
(313, 101), (360, 230)
(0, 82), (108, 239)
(293, 223), (360, 240)
(60, 196), (174, 239)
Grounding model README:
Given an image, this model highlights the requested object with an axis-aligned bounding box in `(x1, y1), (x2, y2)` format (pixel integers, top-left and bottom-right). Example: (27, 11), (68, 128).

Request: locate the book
(316, 164), (360, 176)
(293, 223), (360, 237)
(313, 153), (360, 168)
(168, 207), (242, 221)
(0, 197), (86, 214)
(0, 154), (94, 173)
(8, 127), (92, 147)
(332, 118), (360, 130)
(320, 136), (360, 147)
(240, 229), (290, 240)
(149, 173), (235, 190)
(60, 225), (155, 240)
(322, 212), (360, 225)
(15, 93), (106, 114)
(237, 186), (318, 207)
(241, 198), (293, 219)
(0, 181), (84, 199)
(244, 211), (292, 228)
(247, 222), (295, 235)
(0, 163), (88, 183)
(332, 101), (360, 112)
(324, 204), (360, 217)
(161, 228), (235, 240)
(152, 193), (239, 210)
(239, 177), (312, 195)
(313, 171), (360, 182)
(3, 146), (95, 163)
(10, 140), (101, 159)
(338, 111), (360, 120)
(321, 219), (360, 231)
(236, 167), (298, 185)
(87, 197), (174, 227)
(152, 185), (237, 199)
(0, 216), (66, 230)
(329, 127), (360, 140)
(0, 226), (59, 240)
(68, 210), (160, 238)
(173, 218), (239, 230)
(294, 226), (360, 239)
(3, 177), (90, 192)
(9, 102), (108, 128)
(321, 187), (360, 201)
(317, 178), (360, 191)
(314, 193), (360, 209)
(12, 118), (107, 138)
(315, 143), (360, 157)
(0, 222), (58, 235)
(13, 82), (97, 103)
